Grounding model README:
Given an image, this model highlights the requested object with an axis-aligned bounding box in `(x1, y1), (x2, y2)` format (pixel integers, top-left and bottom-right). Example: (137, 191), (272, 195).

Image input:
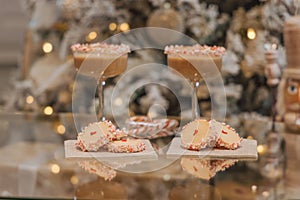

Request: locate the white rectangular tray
(64, 140), (157, 160)
(166, 137), (258, 159)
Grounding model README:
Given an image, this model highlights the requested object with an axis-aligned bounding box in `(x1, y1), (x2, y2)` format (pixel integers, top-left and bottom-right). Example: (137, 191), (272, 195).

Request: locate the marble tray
(64, 139), (158, 160)
(166, 137), (258, 159)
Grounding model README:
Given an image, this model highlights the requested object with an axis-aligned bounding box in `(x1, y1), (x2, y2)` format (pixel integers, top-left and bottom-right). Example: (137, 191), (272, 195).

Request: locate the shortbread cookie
(107, 139), (146, 153)
(100, 120), (128, 141)
(98, 120), (119, 141)
(76, 121), (118, 151)
(180, 119), (222, 150)
(215, 123), (242, 150)
(76, 122), (110, 152)
(78, 160), (116, 181)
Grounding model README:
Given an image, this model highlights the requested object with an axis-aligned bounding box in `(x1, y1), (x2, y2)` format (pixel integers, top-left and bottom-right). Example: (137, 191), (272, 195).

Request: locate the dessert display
(180, 118), (242, 151)
(126, 116), (179, 139)
(180, 158), (238, 180)
(71, 43), (130, 79)
(75, 120), (146, 153)
(164, 44), (226, 82)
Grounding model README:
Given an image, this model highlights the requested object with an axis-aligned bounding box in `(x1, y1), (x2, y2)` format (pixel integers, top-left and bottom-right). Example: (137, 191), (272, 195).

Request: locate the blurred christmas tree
(6, 0), (298, 120)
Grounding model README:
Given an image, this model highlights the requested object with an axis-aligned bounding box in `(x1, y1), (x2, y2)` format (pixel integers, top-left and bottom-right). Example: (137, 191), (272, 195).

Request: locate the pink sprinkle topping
(222, 130), (228, 134)
(70, 43), (130, 55)
(193, 129), (198, 136)
(164, 44), (226, 57)
(90, 131), (97, 135)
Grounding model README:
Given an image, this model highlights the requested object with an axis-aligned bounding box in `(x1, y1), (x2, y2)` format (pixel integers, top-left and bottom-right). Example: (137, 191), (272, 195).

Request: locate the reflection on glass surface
(180, 157), (238, 180)
(169, 181), (222, 200)
(0, 112), (288, 199)
(75, 179), (128, 199)
(77, 159), (117, 181)
(77, 158), (143, 180)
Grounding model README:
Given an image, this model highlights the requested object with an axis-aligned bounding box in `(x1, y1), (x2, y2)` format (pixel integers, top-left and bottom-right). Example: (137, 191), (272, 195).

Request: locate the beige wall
(0, 0), (27, 66)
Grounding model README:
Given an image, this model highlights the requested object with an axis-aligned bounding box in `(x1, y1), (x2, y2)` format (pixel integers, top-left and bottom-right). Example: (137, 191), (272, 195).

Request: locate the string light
(264, 43), (278, 51)
(109, 22), (117, 31)
(114, 98), (123, 106)
(163, 174), (171, 181)
(69, 83), (74, 91)
(57, 124), (66, 134)
(271, 43), (277, 50)
(251, 185), (257, 193)
(86, 31), (97, 41)
(257, 145), (266, 154)
(247, 28), (256, 40)
(51, 164), (60, 174)
(70, 175), (79, 185)
(247, 135), (254, 140)
(44, 106), (53, 115)
(164, 2), (171, 9)
(42, 42), (53, 53)
(262, 191), (270, 198)
(119, 23), (130, 32)
(26, 95), (34, 104)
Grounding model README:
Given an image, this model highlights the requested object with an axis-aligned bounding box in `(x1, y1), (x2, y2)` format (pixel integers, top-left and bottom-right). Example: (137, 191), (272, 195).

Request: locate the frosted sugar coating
(164, 44), (226, 57)
(71, 43), (130, 55)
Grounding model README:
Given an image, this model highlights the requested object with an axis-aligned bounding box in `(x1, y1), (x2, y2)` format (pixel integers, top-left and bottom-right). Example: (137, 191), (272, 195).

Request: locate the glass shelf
(0, 111), (288, 199)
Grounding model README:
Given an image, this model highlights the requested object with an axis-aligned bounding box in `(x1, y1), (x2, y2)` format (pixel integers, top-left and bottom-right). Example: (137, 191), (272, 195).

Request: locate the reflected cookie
(213, 159), (238, 172)
(181, 158), (238, 180)
(78, 160), (116, 181)
(181, 158), (217, 180)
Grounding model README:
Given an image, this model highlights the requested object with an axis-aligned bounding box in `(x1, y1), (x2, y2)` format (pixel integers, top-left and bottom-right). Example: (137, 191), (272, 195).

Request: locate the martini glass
(165, 45), (225, 120)
(71, 43), (130, 121)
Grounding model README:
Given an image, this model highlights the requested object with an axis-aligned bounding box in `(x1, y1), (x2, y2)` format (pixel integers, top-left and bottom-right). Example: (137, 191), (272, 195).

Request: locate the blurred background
(0, 1), (26, 92)
(0, 0), (297, 120)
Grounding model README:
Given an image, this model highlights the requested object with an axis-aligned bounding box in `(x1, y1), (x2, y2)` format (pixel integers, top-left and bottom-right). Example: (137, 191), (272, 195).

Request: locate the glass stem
(192, 81), (200, 119)
(98, 79), (106, 122)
